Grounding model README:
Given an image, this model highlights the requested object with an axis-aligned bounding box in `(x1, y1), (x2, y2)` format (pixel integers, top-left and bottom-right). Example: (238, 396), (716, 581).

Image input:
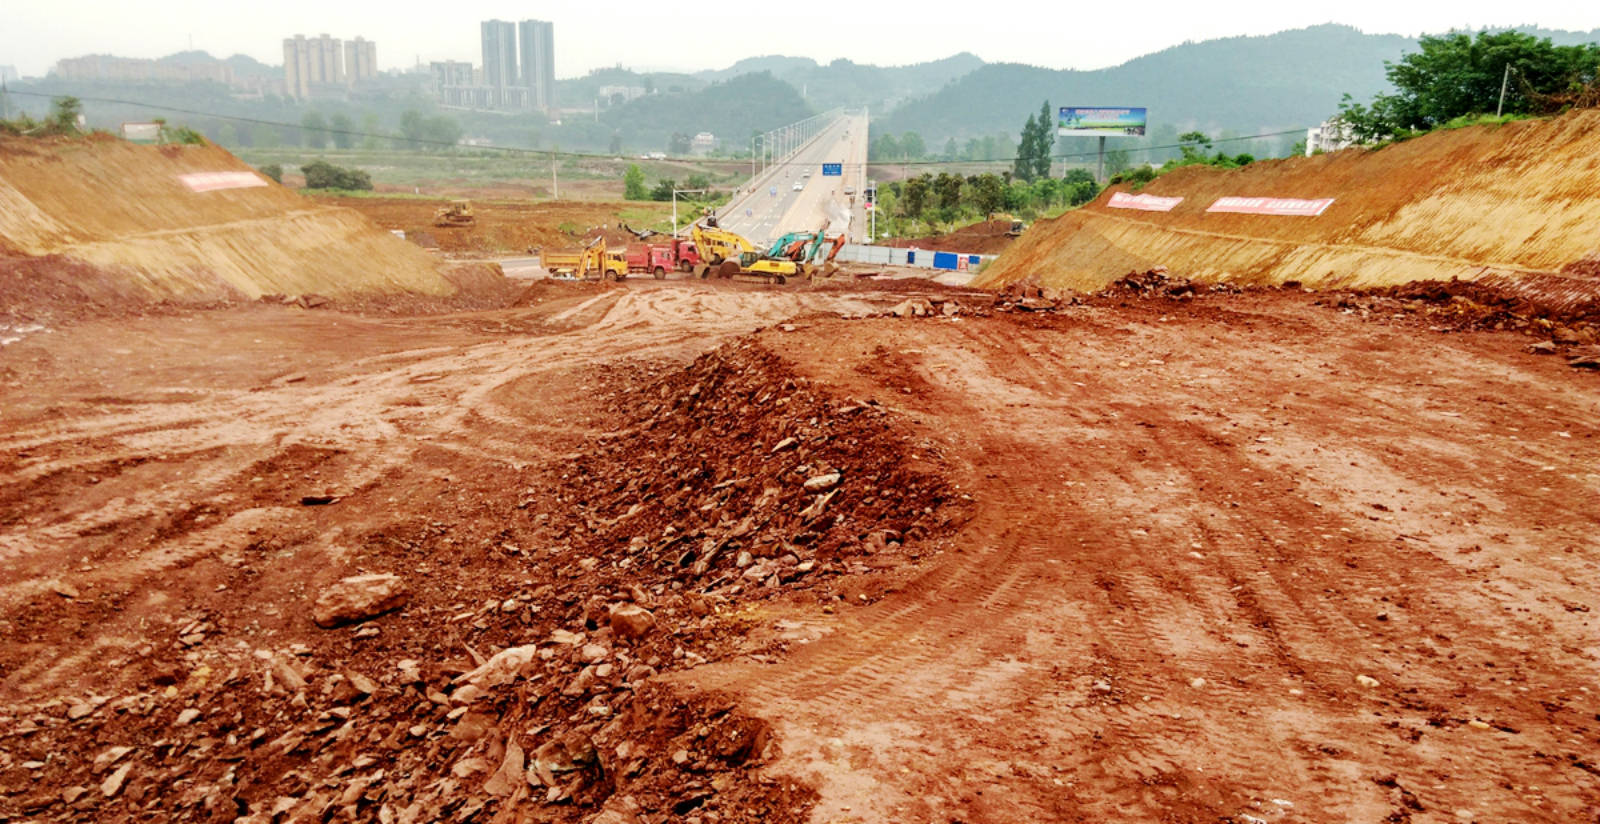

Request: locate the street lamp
(671, 188), (710, 238)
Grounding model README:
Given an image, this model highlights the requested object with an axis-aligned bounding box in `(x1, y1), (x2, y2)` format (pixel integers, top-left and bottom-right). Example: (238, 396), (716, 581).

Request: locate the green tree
(1177, 131), (1213, 163)
(1103, 148), (1131, 177)
(1337, 30), (1600, 140)
(329, 113), (354, 149)
(50, 96), (83, 134)
(623, 164), (648, 200)
(1012, 111), (1039, 181)
(870, 133), (901, 161)
(301, 159), (372, 190)
(650, 177), (676, 201)
(971, 174), (1005, 214)
(685, 173), (711, 191)
(942, 137), (958, 159)
(1029, 100), (1053, 180)
(260, 163), (283, 183)
(900, 131), (926, 160)
(901, 174), (930, 220)
(933, 172), (963, 211)
(302, 112), (328, 149)
(360, 113), (383, 150)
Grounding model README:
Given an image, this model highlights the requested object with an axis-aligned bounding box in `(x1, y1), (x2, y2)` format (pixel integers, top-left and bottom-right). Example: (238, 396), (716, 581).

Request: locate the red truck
(624, 238), (703, 279)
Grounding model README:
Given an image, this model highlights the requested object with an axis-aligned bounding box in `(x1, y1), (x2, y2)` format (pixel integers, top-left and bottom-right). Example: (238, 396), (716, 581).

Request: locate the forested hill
(877, 25), (1416, 144)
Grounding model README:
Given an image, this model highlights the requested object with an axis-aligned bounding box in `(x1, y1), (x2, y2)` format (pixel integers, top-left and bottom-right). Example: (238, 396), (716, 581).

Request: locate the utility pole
(1496, 63), (1512, 118)
(551, 151), (559, 199)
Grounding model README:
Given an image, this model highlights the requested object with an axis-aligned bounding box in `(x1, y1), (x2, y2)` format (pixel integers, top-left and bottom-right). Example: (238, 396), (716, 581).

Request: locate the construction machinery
(688, 223), (798, 284)
(989, 212), (1026, 237)
(432, 200), (475, 227)
(543, 236), (626, 280)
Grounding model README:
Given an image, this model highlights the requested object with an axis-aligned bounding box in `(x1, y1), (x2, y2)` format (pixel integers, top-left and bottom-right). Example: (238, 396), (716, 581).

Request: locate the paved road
(718, 114), (870, 246)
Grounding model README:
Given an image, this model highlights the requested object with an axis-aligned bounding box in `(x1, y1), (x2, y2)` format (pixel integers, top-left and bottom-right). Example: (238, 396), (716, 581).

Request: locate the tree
(1029, 100), (1053, 180)
(360, 114), (383, 150)
(870, 133), (901, 161)
(1337, 30), (1600, 140)
(1103, 148), (1131, 177)
(301, 159), (372, 190)
(685, 173), (710, 191)
(1177, 131), (1213, 163)
(650, 178), (675, 201)
(942, 137), (958, 159)
(302, 112), (328, 149)
(329, 113), (354, 149)
(1012, 111), (1039, 181)
(933, 172), (963, 211)
(608, 132), (623, 154)
(668, 132), (691, 155)
(50, 96), (83, 134)
(260, 163), (283, 183)
(971, 174), (1005, 214)
(623, 164), (648, 200)
(901, 174), (930, 220)
(900, 131), (926, 160)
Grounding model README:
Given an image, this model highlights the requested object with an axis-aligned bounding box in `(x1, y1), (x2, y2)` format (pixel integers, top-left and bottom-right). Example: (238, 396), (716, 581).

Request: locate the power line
(5, 88), (1306, 171)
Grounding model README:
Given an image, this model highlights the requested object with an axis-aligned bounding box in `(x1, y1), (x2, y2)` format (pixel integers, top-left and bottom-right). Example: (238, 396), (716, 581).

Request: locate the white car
(792, 181), (803, 191)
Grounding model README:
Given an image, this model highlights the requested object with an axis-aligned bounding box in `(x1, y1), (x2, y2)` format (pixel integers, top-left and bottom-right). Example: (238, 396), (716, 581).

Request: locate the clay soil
(319, 197), (672, 255)
(2, 278), (1597, 823)
(878, 219), (1018, 255)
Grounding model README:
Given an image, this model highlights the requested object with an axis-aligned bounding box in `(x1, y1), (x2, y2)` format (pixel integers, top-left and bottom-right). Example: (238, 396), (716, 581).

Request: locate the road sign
(822, 163), (842, 176)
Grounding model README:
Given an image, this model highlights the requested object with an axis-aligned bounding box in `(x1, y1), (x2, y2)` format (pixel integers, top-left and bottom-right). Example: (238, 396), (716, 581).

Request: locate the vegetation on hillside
(1334, 30), (1600, 141)
(874, 168), (1101, 237)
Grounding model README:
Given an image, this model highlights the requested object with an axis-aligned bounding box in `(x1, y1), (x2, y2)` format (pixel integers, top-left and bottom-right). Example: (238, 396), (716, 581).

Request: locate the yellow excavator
(544, 235), (626, 280)
(688, 222), (800, 284)
(433, 199), (475, 227)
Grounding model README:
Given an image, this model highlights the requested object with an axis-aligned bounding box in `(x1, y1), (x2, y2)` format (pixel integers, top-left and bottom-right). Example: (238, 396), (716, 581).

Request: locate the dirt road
(2, 281), (1596, 822)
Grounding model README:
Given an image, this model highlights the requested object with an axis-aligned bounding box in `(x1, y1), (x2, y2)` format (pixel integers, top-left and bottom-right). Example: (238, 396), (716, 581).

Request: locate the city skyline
(4, 1), (1598, 81)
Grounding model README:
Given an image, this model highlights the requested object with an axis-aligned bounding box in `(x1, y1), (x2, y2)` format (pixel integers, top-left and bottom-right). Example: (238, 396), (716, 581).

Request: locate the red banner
(1107, 192), (1183, 212)
(1206, 196), (1334, 217)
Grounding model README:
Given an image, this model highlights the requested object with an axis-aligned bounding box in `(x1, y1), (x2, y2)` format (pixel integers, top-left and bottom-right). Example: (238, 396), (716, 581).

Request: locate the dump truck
(544, 236), (626, 280)
(433, 200), (475, 227)
(623, 238), (704, 279)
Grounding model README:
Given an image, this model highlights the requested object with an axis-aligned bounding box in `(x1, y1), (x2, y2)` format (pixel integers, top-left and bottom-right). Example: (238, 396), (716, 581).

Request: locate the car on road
(843, 186), (855, 195)
(769, 186), (777, 197)
(792, 181), (803, 191)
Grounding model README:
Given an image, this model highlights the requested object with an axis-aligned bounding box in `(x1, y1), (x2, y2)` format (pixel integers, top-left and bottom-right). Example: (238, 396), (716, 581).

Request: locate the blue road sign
(822, 163), (842, 176)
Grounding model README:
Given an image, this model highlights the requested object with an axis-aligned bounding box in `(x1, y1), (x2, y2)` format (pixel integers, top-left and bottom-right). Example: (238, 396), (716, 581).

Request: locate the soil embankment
(979, 109), (1600, 310)
(0, 136), (464, 315)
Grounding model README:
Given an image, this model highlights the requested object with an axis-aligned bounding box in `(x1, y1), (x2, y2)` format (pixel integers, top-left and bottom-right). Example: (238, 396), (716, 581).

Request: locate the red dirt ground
(2, 279), (1597, 823)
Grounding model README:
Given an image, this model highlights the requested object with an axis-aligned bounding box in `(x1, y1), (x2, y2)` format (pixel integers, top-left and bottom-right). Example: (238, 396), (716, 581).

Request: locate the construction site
(1, 100), (1598, 824)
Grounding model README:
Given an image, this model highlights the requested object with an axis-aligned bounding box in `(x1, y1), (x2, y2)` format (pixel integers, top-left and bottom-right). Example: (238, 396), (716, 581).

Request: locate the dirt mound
(0, 336), (960, 824)
(879, 219), (1016, 255)
(980, 109), (1600, 299)
(0, 137), (470, 313)
(325, 195), (665, 255)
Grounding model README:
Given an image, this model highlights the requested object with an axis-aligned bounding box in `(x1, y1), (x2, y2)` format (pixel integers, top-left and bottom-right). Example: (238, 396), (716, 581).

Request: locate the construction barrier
(836, 244), (995, 270)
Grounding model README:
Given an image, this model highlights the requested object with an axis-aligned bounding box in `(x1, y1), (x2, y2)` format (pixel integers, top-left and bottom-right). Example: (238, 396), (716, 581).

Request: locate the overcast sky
(2, 1), (1596, 78)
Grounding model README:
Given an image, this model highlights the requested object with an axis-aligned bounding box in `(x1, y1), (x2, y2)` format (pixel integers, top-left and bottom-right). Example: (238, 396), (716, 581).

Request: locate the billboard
(1107, 192), (1182, 212)
(1059, 107), (1147, 137)
(822, 163), (842, 176)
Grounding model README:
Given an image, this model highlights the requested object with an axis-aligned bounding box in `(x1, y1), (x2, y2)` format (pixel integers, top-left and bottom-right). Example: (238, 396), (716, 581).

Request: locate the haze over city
(3, 0), (1597, 77)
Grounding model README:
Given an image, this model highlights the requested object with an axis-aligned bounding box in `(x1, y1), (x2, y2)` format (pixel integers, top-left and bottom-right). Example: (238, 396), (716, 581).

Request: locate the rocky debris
(1355, 674), (1381, 688)
(1106, 267), (1241, 300)
(1319, 277), (1600, 352)
(99, 763), (130, 798)
(609, 604), (655, 641)
(311, 573), (409, 628)
(1568, 347), (1600, 370)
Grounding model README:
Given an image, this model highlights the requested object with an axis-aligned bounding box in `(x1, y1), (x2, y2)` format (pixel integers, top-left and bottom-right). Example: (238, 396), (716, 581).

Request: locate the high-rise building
(518, 19), (554, 112)
(284, 33), (373, 99)
(344, 37), (377, 86)
(480, 19), (517, 102)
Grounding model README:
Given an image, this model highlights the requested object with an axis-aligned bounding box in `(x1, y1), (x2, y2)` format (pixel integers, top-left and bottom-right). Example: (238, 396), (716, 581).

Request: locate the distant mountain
(694, 52), (985, 111)
(555, 67), (706, 108)
(548, 71), (812, 155)
(877, 24), (1600, 149)
(879, 25), (1415, 147)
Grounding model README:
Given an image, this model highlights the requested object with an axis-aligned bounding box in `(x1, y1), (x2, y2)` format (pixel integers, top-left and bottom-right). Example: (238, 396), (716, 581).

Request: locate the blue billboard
(822, 163), (842, 176)
(1058, 107), (1147, 137)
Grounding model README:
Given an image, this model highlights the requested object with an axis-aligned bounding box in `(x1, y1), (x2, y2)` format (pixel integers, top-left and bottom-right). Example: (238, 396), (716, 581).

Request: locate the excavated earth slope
(0, 136), (460, 306)
(979, 109), (1600, 310)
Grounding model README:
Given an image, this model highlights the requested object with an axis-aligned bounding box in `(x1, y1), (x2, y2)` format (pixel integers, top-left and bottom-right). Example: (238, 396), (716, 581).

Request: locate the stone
(61, 786), (88, 804)
(483, 740), (525, 796)
(1527, 341), (1558, 354)
(608, 604), (655, 641)
(100, 763), (131, 798)
(549, 628), (585, 645)
(803, 473), (841, 492)
(312, 574), (408, 628)
(395, 659), (423, 684)
(51, 581), (80, 599)
(175, 708), (201, 726)
(345, 671), (379, 695)
(456, 645), (539, 689)
(1189, 677), (1207, 689)
(272, 657), (309, 692)
(93, 746), (134, 773)
(580, 643), (610, 663)
(1355, 674), (1380, 688)
(67, 702), (94, 721)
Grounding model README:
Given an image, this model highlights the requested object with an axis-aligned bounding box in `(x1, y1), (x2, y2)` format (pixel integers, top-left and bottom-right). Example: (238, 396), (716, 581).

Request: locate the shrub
(300, 159), (372, 191)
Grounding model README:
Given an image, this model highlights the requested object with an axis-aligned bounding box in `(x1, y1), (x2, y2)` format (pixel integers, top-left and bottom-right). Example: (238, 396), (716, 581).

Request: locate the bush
(300, 159), (372, 191)
(1110, 166), (1158, 189)
(260, 164), (283, 183)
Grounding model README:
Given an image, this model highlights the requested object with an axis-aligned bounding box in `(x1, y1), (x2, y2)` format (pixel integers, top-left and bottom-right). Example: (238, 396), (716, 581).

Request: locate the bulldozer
(989, 212), (1026, 237)
(433, 199), (475, 227)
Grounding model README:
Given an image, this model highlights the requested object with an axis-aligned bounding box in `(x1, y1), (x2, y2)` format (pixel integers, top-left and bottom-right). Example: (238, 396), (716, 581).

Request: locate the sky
(2, 0), (1596, 78)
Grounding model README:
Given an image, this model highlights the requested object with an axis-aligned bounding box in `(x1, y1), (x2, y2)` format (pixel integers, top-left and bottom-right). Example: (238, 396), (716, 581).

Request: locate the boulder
(312, 574), (408, 628)
(608, 604), (655, 641)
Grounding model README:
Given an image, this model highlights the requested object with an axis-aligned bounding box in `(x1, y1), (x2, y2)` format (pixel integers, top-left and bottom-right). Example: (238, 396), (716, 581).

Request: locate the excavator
(433, 199), (475, 227)
(688, 222), (799, 284)
(544, 235), (626, 280)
